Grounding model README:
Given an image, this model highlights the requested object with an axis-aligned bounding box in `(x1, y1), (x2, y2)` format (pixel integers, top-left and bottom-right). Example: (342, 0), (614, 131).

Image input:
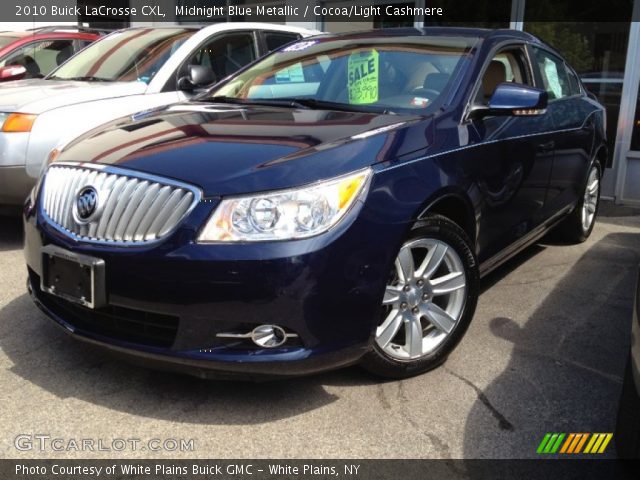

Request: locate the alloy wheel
(376, 238), (467, 360)
(581, 166), (599, 232)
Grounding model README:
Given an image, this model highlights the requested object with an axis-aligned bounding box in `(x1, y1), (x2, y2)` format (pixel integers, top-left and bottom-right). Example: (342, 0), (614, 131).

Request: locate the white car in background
(0, 23), (319, 211)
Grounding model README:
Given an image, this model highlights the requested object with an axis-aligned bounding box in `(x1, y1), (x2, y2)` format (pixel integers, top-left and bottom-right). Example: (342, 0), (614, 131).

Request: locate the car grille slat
(104, 178), (139, 240)
(93, 174), (121, 238)
(41, 164), (200, 245)
(145, 189), (186, 240)
(114, 180), (148, 241)
(52, 167), (68, 222)
(135, 185), (172, 241)
(158, 192), (194, 237)
(95, 175), (127, 238)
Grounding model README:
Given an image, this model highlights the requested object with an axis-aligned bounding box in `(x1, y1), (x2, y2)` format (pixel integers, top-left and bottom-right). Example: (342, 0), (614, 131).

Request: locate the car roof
(0, 30), (99, 39)
(0, 31), (29, 38)
(114, 23), (320, 34)
(316, 26), (541, 44)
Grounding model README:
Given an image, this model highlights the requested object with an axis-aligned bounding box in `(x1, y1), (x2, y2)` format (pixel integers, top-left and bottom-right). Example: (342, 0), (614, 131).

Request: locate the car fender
(417, 187), (477, 242)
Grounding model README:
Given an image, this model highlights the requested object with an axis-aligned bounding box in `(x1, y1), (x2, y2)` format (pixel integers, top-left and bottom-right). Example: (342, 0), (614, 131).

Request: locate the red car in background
(0, 26), (104, 82)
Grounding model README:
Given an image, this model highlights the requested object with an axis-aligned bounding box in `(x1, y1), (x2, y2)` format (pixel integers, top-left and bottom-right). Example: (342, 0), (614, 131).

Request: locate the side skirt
(478, 204), (575, 278)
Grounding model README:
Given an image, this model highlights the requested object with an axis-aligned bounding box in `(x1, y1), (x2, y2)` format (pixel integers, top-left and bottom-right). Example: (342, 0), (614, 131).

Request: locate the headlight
(197, 168), (372, 242)
(1, 112), (36, 132)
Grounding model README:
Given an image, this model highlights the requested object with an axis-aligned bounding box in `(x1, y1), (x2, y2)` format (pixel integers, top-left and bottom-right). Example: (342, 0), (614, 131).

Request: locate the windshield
(49, 28), (195, 83)
(208, 35), (477, 115)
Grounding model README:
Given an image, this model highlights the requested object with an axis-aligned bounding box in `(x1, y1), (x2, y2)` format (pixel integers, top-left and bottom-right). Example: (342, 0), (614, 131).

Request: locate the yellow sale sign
(348, 50), (379, 104)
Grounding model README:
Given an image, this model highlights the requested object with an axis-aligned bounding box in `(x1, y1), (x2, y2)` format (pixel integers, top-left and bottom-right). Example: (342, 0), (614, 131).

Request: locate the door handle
(537, 141), (555, 152)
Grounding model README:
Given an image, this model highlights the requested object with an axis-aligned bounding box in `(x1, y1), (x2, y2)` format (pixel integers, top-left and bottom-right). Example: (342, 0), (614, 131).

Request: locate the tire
(554, 162), (601, 243)
(615, 355), (640, 459)
(361, 214), (479, 379)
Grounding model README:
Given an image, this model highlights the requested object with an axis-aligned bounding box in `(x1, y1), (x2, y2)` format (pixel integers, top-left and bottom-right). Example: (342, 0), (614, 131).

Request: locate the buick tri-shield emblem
(73, 186), (99, 223)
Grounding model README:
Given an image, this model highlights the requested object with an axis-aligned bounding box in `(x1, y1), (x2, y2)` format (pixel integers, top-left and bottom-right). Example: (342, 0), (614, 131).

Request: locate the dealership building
(9, 0), (640, 205)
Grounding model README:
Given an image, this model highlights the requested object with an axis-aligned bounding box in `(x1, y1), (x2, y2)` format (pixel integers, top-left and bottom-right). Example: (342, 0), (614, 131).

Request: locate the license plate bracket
(41, 245), (106, 309)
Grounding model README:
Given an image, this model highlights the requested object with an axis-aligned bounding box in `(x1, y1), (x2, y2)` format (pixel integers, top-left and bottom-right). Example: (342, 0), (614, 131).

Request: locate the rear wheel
(361, 215), (479, 378)
(554, 163), (600, 243)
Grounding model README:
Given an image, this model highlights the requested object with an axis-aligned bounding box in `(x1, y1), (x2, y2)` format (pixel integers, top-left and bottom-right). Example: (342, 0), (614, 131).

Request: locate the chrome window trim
(462, 40), (536, 124)
(40, 162), (203, 247)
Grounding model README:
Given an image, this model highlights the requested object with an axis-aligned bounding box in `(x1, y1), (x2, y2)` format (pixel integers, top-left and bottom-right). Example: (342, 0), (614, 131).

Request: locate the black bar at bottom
(1, 459), (640, 480)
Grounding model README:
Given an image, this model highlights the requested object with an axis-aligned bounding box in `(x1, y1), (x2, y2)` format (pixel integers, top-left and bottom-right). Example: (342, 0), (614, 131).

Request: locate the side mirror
(0, 64), (27, 81)
(178, 65), (216, 92)
(469, 83), (548, 119)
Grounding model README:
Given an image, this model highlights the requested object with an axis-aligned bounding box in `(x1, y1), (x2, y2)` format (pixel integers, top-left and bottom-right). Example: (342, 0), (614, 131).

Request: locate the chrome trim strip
(378, 109), (600, 174)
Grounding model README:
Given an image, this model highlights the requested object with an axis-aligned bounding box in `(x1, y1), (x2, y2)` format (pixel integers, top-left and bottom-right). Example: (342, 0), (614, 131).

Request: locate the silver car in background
(0, 23), (319, 211)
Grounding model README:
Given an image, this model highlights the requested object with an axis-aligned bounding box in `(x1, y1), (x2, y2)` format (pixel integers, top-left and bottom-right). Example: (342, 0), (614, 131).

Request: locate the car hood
(56, 102), (426, 196)
(0, 79), (147, 114)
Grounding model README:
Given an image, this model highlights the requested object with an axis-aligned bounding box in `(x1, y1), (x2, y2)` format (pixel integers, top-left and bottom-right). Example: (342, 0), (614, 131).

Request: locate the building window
(321, 0), (416, 33)
(631, 84), (640, 152)
(524, 19), (631, 153)
(424, 0), (511, 28)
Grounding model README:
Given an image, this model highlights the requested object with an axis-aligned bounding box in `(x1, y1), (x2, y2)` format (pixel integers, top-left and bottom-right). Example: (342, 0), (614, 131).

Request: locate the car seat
(56, 45), (74, 66)
(481, 60), (506, 102)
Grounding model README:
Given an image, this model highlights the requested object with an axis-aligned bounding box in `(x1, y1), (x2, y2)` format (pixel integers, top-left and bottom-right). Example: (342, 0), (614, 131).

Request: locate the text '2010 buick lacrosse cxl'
(23, 28), (607, 379)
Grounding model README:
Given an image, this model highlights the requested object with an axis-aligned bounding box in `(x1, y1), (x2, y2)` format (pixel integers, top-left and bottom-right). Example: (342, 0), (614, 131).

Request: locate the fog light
(215, 324), (298, 348)
(251, 325), (287, 348)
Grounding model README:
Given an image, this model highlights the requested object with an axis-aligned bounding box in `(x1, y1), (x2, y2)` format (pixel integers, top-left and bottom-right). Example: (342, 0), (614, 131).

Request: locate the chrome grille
(41, 164), (200, 244)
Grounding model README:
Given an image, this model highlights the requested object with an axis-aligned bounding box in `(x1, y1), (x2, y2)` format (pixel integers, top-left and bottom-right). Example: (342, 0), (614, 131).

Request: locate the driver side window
(185, 32), (256, 84)
(475, 47), (532, 105)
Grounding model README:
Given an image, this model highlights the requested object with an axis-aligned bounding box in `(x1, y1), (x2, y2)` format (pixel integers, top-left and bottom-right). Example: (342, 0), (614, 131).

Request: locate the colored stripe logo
(537, 433), (612, 454)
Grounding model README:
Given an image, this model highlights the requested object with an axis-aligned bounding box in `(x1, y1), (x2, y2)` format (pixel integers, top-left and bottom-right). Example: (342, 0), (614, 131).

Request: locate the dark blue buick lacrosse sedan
(23, 28), (607, 379)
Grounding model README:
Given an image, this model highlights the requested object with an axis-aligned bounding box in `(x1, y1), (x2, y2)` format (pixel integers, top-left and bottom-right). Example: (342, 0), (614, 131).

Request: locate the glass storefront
(632, 85), (640, 151)
(524, 22), (630, 153)
(323, 0), (512, 32)
(424, 0), (511, 28)
(322, 0), (415, 33)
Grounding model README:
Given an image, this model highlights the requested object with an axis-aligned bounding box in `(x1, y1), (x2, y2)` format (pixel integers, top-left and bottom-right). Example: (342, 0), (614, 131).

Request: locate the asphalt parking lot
(1, 202), (639, 459)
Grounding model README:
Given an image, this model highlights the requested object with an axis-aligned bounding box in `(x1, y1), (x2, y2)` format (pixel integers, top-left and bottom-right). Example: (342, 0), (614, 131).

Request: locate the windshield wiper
(281, 98), (397, 115)
(59, 76), (114, 82)
(204, 96), (396, 114)
(204, 96), (309, 109)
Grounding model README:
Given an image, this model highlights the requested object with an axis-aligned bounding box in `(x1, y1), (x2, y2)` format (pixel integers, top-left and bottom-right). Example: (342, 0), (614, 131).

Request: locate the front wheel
(361, 215), (479, 378)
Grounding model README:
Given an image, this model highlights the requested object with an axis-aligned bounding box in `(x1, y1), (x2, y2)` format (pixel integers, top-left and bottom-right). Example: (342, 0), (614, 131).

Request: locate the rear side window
(0, 39), (74, 77)
(531, 47), (572, 100)
(264, 32), (301, 52)
(565, 66), (581, 96)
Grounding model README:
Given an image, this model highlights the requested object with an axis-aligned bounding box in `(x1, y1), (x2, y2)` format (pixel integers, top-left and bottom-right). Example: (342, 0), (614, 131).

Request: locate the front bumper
(0, 165), (34, 208)
(24, 188), (408, 378)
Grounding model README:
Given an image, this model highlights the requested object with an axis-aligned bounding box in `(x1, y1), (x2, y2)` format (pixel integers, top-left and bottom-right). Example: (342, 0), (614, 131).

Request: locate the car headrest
(56, 46), (73, 66)
(482, 60), (506, 100)
(423, 72), (449, 92)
